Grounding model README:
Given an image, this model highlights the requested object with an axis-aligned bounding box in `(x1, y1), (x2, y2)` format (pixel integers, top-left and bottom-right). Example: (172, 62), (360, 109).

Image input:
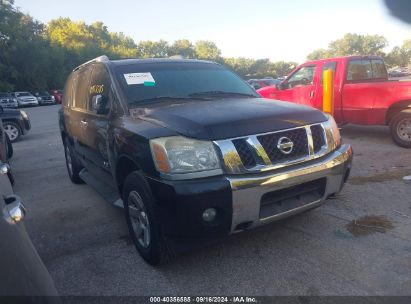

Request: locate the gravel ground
(10, 105), (411, 296)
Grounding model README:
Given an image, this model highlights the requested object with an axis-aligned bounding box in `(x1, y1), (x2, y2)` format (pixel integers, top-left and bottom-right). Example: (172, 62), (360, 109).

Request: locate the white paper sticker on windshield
(124, 73), (156, 86)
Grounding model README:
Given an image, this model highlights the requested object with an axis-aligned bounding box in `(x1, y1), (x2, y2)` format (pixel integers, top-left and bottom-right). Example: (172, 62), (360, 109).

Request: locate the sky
(15, 0), (411, 63)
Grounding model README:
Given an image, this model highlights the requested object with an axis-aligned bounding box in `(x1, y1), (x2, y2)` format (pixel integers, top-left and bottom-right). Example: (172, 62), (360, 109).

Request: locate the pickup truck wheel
(3, 122), (21, 143)
(63, 138), (84, 184)
(390, 110), (411, 148)
(123, 171), (171, 265)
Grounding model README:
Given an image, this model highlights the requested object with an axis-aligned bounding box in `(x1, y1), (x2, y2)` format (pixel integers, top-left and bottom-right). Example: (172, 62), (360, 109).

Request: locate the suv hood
(130, 98), (328, 140)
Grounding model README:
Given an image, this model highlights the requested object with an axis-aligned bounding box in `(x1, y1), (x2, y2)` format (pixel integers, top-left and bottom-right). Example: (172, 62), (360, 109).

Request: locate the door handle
(80, 119), (88, 128)
(3, 195), (26, 224)
(309, 91), (315, 99)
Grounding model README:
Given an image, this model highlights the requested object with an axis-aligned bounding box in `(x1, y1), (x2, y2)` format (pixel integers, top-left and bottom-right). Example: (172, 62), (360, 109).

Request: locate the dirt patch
(346, 215), (394, 237)
(348, 170), (409, 185)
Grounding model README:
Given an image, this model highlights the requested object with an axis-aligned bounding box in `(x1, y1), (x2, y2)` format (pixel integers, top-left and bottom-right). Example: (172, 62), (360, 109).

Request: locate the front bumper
(148, 144), (352, 237)
(18, 101), (38, 106)
(19, 117), (31, 134)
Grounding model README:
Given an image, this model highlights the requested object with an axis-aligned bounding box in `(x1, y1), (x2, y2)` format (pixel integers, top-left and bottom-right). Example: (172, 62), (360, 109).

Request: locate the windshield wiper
(188, 91), (257, 98)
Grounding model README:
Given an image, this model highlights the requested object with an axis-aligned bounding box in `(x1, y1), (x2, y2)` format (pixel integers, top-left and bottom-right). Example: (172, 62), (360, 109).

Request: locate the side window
(285, 65), (316, 89)
(73, 67), (92, 110)
(346, 60), (372, 81)
(88, 64), (111, 114)
(320, 62), (337, 85)
(63, 73), (75, 107)
(371, 59), (388, 79)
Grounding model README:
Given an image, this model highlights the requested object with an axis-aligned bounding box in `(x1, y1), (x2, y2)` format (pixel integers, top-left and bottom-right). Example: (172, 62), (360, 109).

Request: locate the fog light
(202, 208), (217, 222)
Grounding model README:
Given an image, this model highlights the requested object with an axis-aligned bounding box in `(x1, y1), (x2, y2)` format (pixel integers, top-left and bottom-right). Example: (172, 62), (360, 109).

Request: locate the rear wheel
(390, 110), (411, 148)
(63, 137), (84, 184)
(123, 171), (171, 265)
(3, 121), (21, 143)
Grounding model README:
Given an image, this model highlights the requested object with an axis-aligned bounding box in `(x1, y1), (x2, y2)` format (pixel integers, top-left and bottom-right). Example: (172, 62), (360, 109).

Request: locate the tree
(307, 33), (388, 60)
(168, 39), (195, 58)
(194, 40), (221, 61)
(386, 40), (411, 67)
(223, 57), (255, 78)
(136, 40), (169, 58)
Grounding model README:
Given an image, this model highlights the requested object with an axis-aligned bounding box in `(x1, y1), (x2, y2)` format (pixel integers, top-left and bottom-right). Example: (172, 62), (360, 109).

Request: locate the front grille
(217, 122), (329, 173)
(232, 139), (256, 168)
(257, 128), (308, 163)
(311, 125), (326, 153)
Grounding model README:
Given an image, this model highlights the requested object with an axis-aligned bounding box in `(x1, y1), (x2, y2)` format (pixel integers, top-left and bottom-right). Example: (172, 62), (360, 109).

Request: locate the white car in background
(0, 93), (18, 108)
(12, 92), (39, 107)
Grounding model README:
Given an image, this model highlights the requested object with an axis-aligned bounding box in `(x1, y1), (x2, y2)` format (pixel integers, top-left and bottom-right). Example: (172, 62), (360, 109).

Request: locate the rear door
(275, 64), (319, 107)
(69, 66), (93, 158)
(341, 58), (390, 124)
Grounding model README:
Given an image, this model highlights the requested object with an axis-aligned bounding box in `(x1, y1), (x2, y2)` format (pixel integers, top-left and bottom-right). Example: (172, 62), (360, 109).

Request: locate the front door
(81, 63), (113, 186)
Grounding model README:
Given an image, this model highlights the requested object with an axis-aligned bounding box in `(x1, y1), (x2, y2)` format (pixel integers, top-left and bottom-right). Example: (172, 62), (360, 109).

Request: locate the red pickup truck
(258, 56), (411, 147)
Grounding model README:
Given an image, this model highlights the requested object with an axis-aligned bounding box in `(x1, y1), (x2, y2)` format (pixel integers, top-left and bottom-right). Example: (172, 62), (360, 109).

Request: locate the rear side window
(371, 59), (388, 79)
(63, 73), (75, 107)
(320, 61), (337, 85)
(346, 59), (387, 82)
(347, 60), (372, 81)
(73, 67), (92, 110)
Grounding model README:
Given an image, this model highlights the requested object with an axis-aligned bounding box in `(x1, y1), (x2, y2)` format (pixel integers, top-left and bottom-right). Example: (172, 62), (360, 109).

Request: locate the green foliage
(307, 33), (388, 60)
(194, 40), (222, 61)
(136, 40), (169, 58)
(0, 3), (137, 91)
(168, 39), (195, 58)
(385, 40), (411, 67)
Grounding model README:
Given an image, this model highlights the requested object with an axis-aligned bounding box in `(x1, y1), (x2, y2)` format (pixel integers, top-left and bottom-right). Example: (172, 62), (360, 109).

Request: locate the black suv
(59, 56), (352, 265)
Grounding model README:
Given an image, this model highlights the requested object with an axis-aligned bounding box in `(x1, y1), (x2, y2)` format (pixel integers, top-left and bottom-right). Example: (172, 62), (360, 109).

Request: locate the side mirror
(276, 82), (287, 90)
(91, 95), (109, 115)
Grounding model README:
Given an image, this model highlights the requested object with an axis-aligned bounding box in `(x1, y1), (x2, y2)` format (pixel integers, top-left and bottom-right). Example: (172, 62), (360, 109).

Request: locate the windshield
(114, 62), (258, 104)
(0, 93), (11, 98)
(34, 91), (50, 96)
(16, 92), (31, 97)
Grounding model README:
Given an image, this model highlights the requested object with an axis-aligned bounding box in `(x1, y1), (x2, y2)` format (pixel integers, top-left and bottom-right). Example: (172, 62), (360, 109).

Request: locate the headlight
(51, 96), (55, 101)
(37, 97), (42, 101)
(150, 136), (221, 174)
(324, 114), (341, 149)
(20, 111), (28, 119)
(12, 98), (17, 102)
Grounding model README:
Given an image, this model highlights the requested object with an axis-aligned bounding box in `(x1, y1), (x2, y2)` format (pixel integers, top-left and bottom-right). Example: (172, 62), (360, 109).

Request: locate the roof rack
(73, 55), (109, 71)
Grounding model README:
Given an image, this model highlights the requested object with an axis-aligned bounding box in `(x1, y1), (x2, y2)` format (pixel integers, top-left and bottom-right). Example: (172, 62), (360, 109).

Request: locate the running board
(79, 169), (124, 209)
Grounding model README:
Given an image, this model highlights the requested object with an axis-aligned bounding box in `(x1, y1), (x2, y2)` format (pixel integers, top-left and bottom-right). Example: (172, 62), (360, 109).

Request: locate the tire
(5, 134), (13, 159)
(63, 137), (84, 184)
(3, 121), (21, 143)
(389, 110), (411, 148)
(123, 171), (171, 265)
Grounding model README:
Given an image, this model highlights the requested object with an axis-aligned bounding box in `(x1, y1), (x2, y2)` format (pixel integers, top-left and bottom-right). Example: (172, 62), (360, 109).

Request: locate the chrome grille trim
(214, 122), (333, 175)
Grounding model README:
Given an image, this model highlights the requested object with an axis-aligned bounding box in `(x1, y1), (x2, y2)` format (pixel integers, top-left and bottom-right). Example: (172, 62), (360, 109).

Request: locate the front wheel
(123, 171), (171, 265)
(390, 110), (411, 148)
(3, 121), (21, 143)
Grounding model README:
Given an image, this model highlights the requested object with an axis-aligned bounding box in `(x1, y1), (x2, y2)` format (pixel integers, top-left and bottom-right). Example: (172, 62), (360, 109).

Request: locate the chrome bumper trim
(227, 144), (353, 232)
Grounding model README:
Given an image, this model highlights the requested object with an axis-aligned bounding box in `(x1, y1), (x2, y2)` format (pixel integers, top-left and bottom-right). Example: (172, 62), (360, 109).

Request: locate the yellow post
(323, 69), (334, 115)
